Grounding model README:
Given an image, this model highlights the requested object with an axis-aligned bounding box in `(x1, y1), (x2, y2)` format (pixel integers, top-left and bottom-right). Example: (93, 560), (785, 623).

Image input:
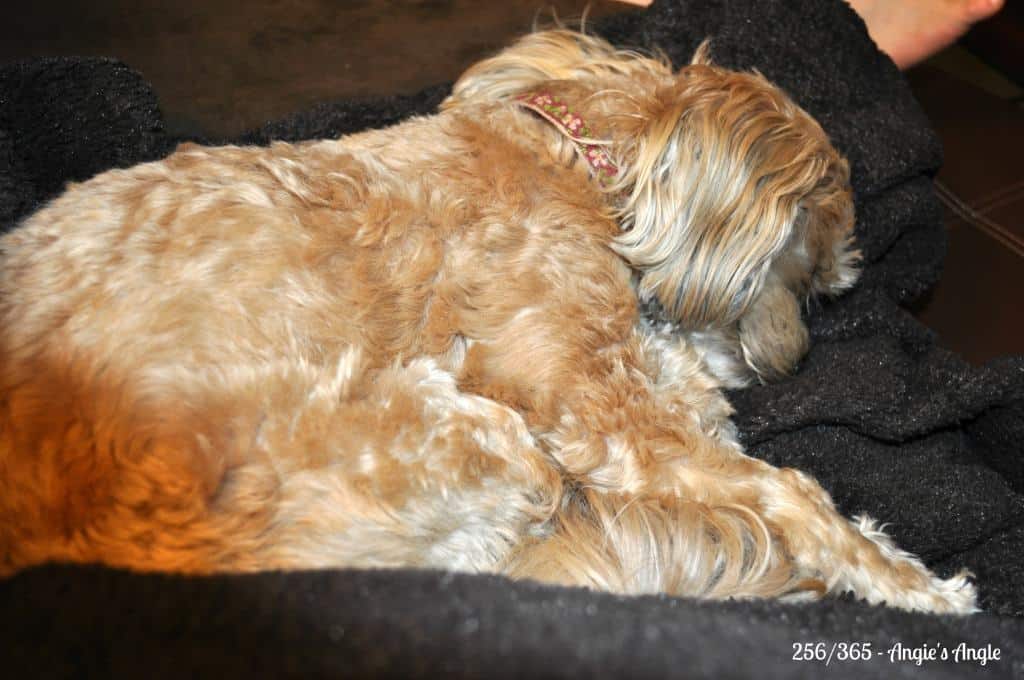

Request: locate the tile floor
(907, 45), (1023, 365)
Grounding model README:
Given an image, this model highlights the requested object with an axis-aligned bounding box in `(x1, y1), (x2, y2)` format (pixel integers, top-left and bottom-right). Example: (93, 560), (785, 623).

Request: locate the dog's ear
(803, 170), (861, 298)
(683, 197), (855, 387)
(734, 162), (857, 382)
(611, 61), (812, 330)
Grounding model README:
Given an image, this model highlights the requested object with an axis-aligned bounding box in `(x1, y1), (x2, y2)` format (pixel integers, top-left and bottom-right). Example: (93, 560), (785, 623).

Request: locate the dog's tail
(501, 486), (821, 601)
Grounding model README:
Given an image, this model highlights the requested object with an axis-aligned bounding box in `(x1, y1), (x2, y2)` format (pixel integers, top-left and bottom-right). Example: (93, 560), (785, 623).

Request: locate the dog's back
(0, 98), (616, 575)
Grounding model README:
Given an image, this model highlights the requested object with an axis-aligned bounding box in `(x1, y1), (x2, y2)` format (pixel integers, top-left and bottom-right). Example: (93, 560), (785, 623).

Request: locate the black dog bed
(2, 1), (1022, 677)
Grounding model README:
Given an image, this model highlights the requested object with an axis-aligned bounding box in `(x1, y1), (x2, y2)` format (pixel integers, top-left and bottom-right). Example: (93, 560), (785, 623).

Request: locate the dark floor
(1, 0), (1021, 364)
(908, 55), (1024, 365)
(1, 0), (635, 138)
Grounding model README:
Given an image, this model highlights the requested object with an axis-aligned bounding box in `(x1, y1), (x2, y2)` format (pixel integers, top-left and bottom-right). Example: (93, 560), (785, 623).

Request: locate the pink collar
(516, 91), (619, 186)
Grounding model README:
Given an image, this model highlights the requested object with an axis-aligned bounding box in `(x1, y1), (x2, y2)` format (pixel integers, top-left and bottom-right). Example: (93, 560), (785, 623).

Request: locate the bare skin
(613, 1), (1005, 70)
(847, 0), (1005, 68)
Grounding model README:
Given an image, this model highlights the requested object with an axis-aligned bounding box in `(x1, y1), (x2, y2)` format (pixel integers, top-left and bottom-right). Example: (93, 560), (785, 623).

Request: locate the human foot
(847, 0), (1005, 68)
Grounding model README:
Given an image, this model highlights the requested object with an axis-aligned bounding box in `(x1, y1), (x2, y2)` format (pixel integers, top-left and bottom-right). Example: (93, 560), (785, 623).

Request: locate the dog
(0, 30), (976, 613)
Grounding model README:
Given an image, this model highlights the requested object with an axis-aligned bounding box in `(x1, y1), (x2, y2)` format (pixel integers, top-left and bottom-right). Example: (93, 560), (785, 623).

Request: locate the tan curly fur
(0, 30), (974, 613)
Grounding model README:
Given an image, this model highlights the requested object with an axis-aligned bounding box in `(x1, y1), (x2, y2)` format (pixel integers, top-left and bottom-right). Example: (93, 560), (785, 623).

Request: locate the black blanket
(2, 1), (1022, 677)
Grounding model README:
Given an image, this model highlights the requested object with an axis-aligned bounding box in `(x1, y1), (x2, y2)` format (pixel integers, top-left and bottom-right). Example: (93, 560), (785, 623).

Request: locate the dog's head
(448, 31), (859, 386)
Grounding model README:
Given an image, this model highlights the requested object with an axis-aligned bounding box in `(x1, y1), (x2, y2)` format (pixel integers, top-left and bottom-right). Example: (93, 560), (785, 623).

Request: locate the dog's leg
(541, 376), (975, 611)
(235, 352), (563, 574)
(460, 314), (810, 599)
(556, 364), (979, 613)
(1, 349), (562, 576)
(462, 309), (975, 612)
(697, 461), (980, 614)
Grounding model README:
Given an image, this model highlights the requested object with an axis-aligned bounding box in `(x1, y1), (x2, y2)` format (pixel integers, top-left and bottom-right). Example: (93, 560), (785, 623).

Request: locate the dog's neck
(515, 91), (619, 187)
(501, 77), (659, 195)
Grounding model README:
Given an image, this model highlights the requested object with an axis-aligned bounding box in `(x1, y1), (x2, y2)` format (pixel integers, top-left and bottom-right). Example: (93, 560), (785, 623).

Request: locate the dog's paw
(876, 569), (979, 615)
(850, 515), (979, 615)
(919, 570), (980, 615)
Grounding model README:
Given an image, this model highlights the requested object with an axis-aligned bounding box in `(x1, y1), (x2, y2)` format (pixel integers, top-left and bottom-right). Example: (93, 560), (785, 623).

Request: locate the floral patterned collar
(516, 91), (619, 186)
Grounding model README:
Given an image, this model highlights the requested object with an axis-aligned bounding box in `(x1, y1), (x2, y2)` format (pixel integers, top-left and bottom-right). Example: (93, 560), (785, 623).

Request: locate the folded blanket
(1, 1), (1022, 677)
